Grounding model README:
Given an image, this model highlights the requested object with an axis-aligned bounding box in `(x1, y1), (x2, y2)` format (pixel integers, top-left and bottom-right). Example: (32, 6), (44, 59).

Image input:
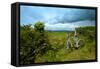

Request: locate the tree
(34, 21), (44, 32)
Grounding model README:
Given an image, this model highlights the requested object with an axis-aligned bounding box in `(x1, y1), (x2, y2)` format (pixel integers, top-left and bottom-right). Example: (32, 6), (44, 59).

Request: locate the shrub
(20, 22), (50, 64)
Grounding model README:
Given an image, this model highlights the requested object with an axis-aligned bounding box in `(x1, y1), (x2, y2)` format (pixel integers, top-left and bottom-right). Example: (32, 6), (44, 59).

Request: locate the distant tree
(34, 21), (44, 32)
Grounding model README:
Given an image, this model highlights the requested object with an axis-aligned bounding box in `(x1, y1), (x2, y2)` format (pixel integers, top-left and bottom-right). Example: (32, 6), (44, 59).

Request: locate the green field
(35, 27), (96, 63)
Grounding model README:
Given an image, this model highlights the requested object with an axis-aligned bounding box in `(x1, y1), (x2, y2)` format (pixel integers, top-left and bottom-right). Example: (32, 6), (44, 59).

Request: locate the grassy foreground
(35, 26), (96, 63)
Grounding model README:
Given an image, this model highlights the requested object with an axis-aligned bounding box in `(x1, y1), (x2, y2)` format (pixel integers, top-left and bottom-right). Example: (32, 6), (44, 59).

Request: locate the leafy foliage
(20, 22), (50, 64)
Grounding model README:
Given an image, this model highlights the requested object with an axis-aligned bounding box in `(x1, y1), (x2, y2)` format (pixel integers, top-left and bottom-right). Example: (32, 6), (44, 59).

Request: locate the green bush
(20, 22), (50, 64)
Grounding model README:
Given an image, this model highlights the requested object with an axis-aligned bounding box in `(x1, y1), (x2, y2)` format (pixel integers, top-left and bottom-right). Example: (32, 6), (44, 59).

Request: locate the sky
(20, 5), (96, 31)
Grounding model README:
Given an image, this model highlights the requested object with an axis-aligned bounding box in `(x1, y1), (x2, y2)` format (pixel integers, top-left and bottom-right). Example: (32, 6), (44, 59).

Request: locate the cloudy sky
(20, 5), (96, 31)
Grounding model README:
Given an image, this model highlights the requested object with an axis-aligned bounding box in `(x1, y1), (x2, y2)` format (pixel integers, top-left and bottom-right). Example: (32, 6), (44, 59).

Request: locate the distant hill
(45, 30), (74, 32)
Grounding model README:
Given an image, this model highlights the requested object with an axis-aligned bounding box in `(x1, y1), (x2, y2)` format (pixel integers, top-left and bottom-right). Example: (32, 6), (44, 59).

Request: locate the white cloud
(44, 20), (95, 31)
(45, 23), (75, 31)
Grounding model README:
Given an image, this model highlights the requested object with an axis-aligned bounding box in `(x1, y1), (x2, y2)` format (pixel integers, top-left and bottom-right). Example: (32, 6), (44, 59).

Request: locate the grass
(34, 27), (96, 63)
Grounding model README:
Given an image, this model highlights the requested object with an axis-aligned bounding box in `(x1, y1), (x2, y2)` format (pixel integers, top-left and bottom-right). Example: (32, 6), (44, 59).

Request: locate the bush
(20, 22), (50, 64)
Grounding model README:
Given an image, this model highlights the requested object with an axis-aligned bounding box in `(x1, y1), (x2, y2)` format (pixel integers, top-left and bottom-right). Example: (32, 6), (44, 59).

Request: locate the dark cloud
(56, 9), (96, 23)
